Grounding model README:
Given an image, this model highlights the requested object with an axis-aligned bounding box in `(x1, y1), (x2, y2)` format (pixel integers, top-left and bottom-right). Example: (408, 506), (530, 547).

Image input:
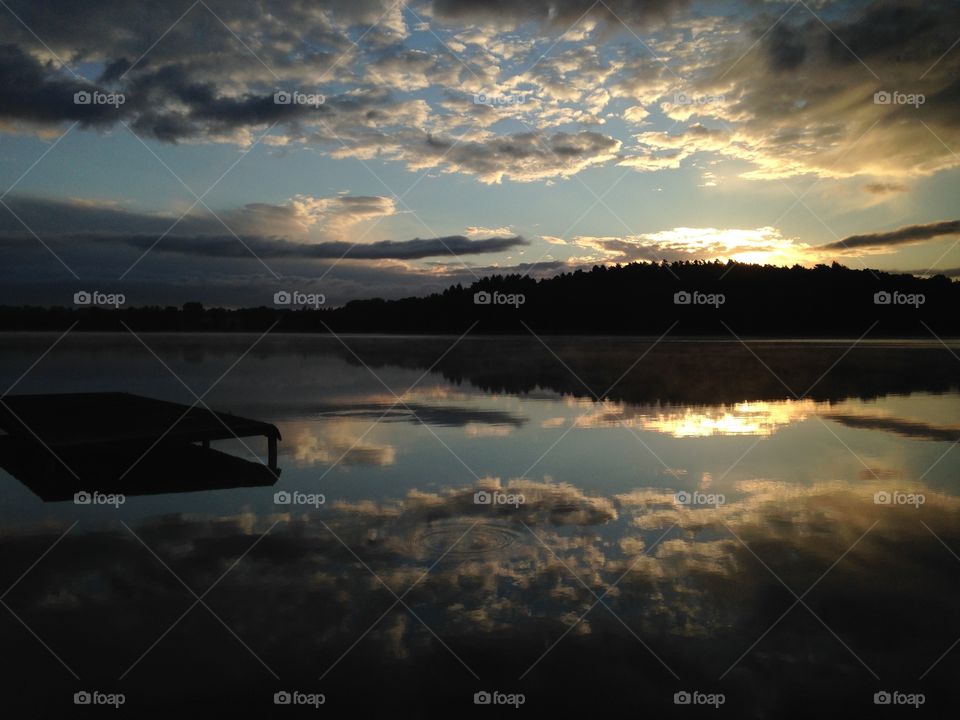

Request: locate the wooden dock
(0, 392), (282, 479)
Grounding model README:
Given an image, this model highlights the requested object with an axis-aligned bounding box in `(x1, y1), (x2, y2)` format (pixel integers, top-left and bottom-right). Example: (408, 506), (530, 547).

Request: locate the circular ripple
(416, 521), (521, 558)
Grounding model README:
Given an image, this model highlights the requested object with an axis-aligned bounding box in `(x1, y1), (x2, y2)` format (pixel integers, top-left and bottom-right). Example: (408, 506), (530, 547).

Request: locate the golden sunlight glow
(576, 399), (819, 437)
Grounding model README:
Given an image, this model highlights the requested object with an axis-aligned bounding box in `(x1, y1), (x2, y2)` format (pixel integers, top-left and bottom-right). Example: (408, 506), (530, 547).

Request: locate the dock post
(202, 439), (210, 450)
(268, 435), (278, 472)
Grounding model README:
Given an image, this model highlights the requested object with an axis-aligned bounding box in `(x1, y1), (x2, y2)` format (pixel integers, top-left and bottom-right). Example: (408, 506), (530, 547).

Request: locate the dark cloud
(421, 131), (622, 183)
(864, 182), (908, 195)
(659, 0), (960, 180)
(0, 195), (526, 259)
(0, 232), (527, 260)
(764, 23), (806, 72)
(825, 2), (951, 67)
(429, 0), (687, 28)
(0, 44), (129, 127)
(823, 219), (960, 251)
(138, 233), (528, 260)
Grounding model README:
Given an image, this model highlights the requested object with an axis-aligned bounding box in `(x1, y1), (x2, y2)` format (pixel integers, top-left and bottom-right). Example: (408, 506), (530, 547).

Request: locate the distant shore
(2, 261), (958, 336)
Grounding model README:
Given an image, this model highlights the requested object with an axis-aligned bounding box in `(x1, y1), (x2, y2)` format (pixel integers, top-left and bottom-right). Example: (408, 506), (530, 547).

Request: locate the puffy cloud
(284, 421), (396, 466)
(647, 2), (960, 179)
(1, 0), (956, 187)
(464, 225), (514, 238)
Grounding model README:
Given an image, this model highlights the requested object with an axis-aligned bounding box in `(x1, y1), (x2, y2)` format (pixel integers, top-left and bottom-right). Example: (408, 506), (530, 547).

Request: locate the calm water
(1, 333), (959, 716)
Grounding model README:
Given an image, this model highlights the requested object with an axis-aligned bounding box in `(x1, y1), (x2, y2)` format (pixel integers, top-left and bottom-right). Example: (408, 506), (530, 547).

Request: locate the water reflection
(1, 335), (959, 714)
(571, 399), (818, 436)
(285, 421), (397, 467)
(2, 480), (959, 713)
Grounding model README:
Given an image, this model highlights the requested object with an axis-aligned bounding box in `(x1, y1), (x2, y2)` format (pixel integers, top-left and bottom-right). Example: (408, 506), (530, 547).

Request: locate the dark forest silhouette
(1, 261), (957, 335)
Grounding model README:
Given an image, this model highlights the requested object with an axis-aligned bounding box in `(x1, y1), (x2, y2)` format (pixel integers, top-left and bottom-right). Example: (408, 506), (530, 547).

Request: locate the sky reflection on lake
(0, 334), (958, 715)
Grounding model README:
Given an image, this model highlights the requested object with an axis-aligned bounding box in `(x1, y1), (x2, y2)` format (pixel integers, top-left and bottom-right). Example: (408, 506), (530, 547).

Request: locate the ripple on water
(415, 521), (522, 558)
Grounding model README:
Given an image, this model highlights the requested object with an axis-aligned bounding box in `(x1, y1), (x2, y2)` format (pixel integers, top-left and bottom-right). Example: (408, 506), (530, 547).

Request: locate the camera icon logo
(873, 291), (891, 305)
(674, 491), (691, 505)
(274, 290), (291, 305)
(74, 491), (91, 505)
(274, 90), (292, 105)
(874, 91), (891, 105)
(74, 290), (92, 305)
(473, 291), (491, 305)
(74, 90), (92, 105)
(474, 490), (492, 505)
(873, 491), (891, 505)
(74, 691), (92, 705)
(673, 291), (691, 305)
(674, 690), (692, 705)
(874, 691), (891, 705)
(274, 490), (292, 505)
(474, 691), (492, 705)
(274, 691), (292, 705)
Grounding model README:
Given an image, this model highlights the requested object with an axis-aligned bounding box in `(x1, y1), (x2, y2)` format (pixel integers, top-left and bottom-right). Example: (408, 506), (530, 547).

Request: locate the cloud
(464, 225), (513, 239)
(429, 0), (687, 30)
(864, 182), (908, 195)
(1, 0), (956, 186)
(822, 219), (960, 252)
(229, 195), (398, 239)
(0, 44), (129, 128)
(599, 4), (960, 181)
(0, 231), (528, 261)
(0, 194), (526, 258)
(371, 129), (624, 184)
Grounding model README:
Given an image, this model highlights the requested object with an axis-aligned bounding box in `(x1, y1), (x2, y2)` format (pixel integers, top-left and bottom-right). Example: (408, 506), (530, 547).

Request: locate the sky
(0, 0), (958, 307)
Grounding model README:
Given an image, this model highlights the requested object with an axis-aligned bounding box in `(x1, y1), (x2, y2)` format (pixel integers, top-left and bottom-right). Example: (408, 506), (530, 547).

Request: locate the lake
(1, 333), (958, 716)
